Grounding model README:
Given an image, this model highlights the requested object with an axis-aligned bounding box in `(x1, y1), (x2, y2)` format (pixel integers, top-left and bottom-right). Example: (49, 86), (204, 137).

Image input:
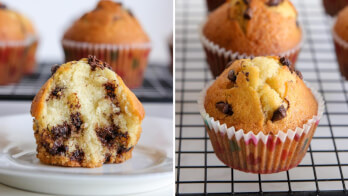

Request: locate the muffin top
(203, 0), (301, 55)
(63, 0), (150, 44)
(204, 56), (318, 135)
(0, 3), (36, 41)
(334, 6), (348, 42)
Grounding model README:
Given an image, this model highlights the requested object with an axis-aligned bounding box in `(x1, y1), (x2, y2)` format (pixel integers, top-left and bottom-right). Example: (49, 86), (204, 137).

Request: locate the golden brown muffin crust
(334, 6), (348, 42)
(204, 56), (318, 135)
(203, 0), (302, 55)
(63, 0), (149, 44)
(0, 4), (36, 41)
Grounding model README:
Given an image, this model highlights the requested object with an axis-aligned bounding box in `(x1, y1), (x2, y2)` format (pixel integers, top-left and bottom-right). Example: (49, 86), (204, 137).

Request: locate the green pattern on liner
(132, 59), (139, 69)
(301, 138), (309, 152)
(111, 51), (118, 61)
(203, 118), (210, 128)
(229, 140), (240, 152)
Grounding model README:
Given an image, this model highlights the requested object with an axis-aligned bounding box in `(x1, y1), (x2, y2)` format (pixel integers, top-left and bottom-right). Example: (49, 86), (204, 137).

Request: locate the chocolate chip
(70, 112), (82, 131)
(271, 105), (287, 122)
(42, 141), (68, 156)
(279, 57), (294, 72)
(51, 122), (70, 140)
(243, 0), (251, 5)
(51, 64), (60, 75)
(96, 125), (129, 148)
(216, 102), (226, 111)
(243, 8), (252, 20)
(117, 146), (133, 155)
(70, 148), (84, 163)
(228, 70), (237, 82)
(216, 102), (233, 116)
(0, 3), (7, 9)
(295, 70), (303, 80)
(266, 0), (284, 6)
(296, 20), (300, 27)
(245, 72), (249, 77)
(104, 82), (116, 99)
(50, 86), (64, 99)
(104, 153), (111, 163)
(223, 104), (234, 115)
(88, 55), (111, 71)
(127, 9), (134, 17)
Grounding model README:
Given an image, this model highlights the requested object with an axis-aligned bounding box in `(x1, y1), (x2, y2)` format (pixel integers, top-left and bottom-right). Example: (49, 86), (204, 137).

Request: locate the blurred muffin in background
(206, 0), (226, 12)
(200, 0), (302, 77)
(62, 0), (151, 88)
(332, 6), (348, 79)
(0, 3), (38, 85)
(323, 0), (348, 16)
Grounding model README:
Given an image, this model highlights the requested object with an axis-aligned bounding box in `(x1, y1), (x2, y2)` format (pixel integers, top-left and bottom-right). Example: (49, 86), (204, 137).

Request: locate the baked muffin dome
(31, 56), (144, 168)
(0, 3), (36, 41)
(204, 56), (318, 135)
(63, 0), (149, 44)
(203, 0), (301, 55)
(334, 7), (348, 42)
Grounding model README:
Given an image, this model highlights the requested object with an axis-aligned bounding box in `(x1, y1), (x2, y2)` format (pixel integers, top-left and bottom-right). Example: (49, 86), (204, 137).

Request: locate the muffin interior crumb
(35, 59), (141, 166)
(233, 57), (296, 121)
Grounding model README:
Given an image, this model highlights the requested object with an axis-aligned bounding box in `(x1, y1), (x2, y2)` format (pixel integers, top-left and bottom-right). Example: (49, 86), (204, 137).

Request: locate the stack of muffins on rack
(62, 0), (151, 88)
(0, 3), (38, 85)
(198, 0), (324, 174)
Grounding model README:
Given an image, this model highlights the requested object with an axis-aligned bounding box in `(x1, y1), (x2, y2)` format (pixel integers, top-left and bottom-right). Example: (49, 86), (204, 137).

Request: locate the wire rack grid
(0, 63), (173, 102)
(175, 0), (348, 195)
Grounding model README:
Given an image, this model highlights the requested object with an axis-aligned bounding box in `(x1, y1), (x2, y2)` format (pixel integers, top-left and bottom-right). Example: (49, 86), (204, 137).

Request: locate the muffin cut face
(32, 56), (143, 168)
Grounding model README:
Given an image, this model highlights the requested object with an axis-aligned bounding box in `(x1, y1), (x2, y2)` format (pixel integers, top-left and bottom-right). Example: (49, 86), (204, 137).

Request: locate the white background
(2, 0), (173, 64)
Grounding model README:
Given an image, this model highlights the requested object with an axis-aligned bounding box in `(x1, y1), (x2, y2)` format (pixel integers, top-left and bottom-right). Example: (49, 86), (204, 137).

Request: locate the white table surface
(0, 102), (173, 196)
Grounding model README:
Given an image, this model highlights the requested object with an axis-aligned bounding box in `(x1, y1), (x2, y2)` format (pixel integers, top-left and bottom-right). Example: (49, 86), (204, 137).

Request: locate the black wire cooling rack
(175, 0), (348, 195)
(0, 63), (172, 102)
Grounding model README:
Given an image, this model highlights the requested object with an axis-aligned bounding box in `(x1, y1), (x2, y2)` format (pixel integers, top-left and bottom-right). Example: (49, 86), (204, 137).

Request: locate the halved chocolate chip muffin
(31, 56), (144, 168)
(199, 56), (323, 173)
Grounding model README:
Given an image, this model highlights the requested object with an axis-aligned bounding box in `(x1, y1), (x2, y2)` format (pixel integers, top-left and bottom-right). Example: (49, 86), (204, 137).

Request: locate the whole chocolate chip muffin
(200, 0), (302, 77)
(31, 56), (144, 168)
(204, 56), (316, 134)
(333, 6), (348, 79)
(0, 3), (38, 84)
(62, 0), (151, 88)
(199, 56), (323, 173)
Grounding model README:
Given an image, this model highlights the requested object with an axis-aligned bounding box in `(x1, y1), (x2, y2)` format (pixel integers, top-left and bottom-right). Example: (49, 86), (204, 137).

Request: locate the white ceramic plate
(0, 114), (173, 195)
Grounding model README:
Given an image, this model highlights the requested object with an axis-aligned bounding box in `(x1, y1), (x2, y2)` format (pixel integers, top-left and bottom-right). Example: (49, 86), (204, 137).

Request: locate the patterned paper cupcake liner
(0, 36), (37, 85)
(332, 17), (348, 80)
(199, 23), (304, 78)
(197, 81), (324, 174)
(62, 39), (151, 89)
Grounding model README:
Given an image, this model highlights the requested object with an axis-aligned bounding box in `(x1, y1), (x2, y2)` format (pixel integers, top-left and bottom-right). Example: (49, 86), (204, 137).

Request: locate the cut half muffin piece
(31, 56), (144, 168)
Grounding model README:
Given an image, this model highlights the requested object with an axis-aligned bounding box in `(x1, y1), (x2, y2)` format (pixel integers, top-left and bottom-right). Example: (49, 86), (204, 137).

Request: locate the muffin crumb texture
(31, 57), (144, 168)
(204, 56), (318, 134)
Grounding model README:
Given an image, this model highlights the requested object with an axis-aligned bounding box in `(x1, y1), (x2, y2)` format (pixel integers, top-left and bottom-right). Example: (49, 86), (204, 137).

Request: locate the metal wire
(0, 62), (172, 102)
(175, 0), (348, 195)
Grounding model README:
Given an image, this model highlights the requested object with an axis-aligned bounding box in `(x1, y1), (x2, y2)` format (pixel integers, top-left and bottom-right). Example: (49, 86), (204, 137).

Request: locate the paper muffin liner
(197, 81), (324, 174)
(199, 23), (304, 78)
(62, 39), (151, 88)
(332, 17), (348, 80)
(0, 36), (37, 85)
